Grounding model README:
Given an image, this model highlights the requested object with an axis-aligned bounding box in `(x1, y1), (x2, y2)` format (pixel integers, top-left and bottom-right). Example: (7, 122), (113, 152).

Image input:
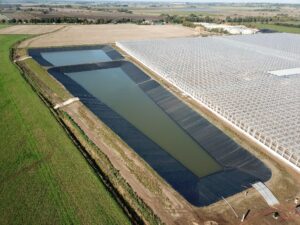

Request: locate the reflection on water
(66, 67), (222, 177)
(41, 49), (112, 66)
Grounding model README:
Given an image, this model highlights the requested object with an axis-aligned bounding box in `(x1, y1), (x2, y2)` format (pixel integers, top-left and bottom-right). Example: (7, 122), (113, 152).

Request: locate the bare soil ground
(0, 24), (64, 34)
(7, 24), (199, 48)
(63, 101), (199, 225)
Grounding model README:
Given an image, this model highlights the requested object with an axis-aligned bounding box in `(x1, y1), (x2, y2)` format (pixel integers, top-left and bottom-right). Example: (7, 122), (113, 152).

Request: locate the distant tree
(9, 18), (17, 24)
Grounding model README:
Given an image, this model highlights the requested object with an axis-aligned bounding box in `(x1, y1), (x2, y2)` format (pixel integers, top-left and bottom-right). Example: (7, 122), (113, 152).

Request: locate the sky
(78, 0), (300, 2)
(178, 0), (299, 2)
(2, 0), (300, 3)
(181, 0), (299, 2)
(62, 0), (300, 3)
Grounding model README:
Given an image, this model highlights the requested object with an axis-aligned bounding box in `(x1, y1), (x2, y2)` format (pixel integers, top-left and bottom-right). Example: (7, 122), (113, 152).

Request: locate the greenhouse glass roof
(117, 33), (300, 170)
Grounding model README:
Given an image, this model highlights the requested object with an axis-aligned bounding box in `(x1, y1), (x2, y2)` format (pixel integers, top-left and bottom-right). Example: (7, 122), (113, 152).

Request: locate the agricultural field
(129, 4), (282, 17)
(1, 2), (300, 24)
(0, 24), (64, 34)
(251, 23), (300, 34)
(0, 34), (131, 225)
(0, 3), (162, 23)
(0, 24), (197, 48)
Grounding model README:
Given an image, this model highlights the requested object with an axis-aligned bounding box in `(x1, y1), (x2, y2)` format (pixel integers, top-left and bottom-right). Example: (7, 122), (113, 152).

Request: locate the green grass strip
(252, 23), (300, 34)
(0, 24), (10, 29)
(0, 35), (131, 225)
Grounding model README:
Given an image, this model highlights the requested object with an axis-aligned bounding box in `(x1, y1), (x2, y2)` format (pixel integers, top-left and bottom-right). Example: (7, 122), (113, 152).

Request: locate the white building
(195, 22), (258, 35)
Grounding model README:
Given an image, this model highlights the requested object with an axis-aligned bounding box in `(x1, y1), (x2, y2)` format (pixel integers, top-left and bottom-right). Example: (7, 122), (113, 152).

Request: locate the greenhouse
(117, 33), (300, 172)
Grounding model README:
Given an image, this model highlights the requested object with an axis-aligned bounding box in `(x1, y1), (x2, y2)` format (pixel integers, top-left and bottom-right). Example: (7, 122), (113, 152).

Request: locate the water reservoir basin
(66, 67), (222, 178)
(28, 45), (123, 67)
(47, 60), (271, 206)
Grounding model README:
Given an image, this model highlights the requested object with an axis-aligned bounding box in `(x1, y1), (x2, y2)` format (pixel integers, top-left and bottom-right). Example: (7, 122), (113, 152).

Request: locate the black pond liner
(45, 60), (272, 207)
(28, 45), (123, 67)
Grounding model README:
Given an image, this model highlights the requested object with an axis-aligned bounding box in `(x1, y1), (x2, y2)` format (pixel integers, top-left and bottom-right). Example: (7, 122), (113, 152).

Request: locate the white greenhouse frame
(116, 33), (300, 173)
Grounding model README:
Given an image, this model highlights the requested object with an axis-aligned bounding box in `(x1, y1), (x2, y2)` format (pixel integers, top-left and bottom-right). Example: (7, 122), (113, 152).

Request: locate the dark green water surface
(66, 68), (222, 177)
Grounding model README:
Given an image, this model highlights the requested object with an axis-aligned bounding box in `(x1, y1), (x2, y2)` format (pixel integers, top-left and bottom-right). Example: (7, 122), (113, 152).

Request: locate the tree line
(162, 13), (295, 25)
(1, 17), (162, 25)
(1, 13), (298, 27)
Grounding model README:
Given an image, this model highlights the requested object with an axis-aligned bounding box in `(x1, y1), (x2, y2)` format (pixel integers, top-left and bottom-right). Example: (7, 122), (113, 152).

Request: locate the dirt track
(0, 24), (199, 48)
(0, 24), (64, 34)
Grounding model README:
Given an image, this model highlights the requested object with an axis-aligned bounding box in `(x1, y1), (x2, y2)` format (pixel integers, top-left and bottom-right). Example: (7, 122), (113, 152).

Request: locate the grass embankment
(0, 35), (131, 225)
(251, 23), (300, 34)
(23, 58), (72, 101)
(0, 24), (10, 29)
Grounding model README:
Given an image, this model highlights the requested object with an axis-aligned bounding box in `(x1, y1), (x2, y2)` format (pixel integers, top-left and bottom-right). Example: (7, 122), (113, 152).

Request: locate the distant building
(195, 22), (258, 35)
(141, 20), (153, 25)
